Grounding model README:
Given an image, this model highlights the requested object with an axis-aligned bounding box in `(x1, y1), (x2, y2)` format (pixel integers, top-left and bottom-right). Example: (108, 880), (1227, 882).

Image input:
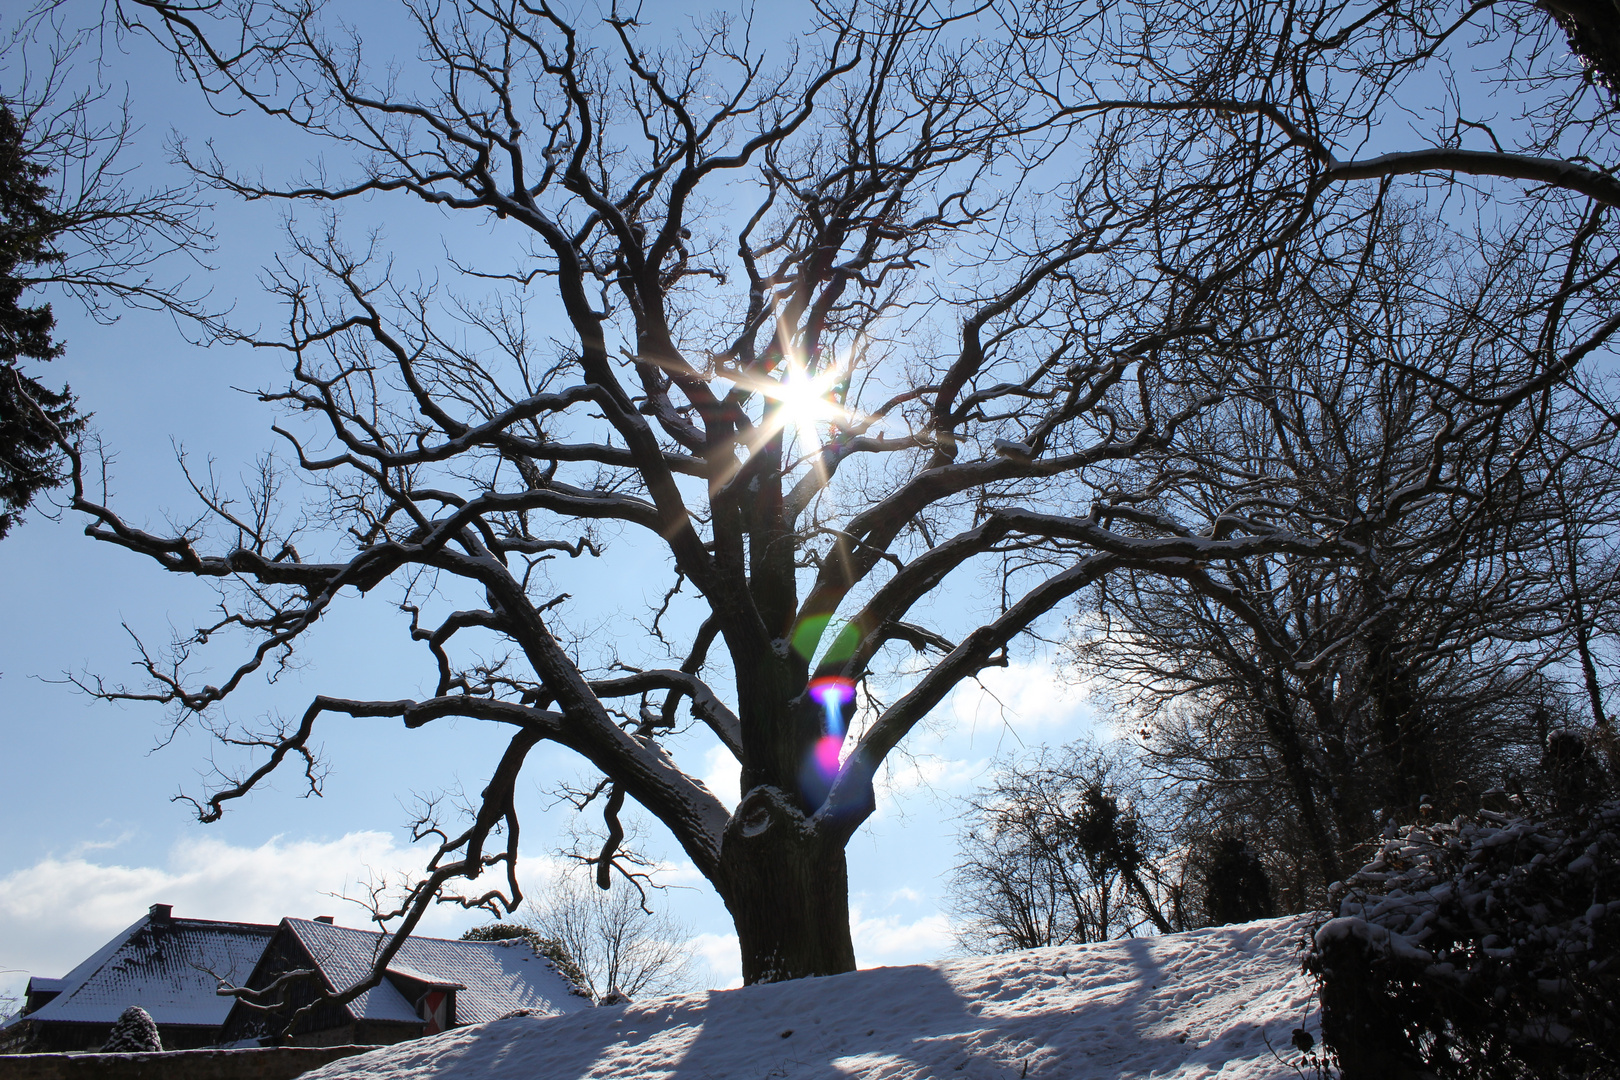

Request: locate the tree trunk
(1364, 632), (1434, 820)
(1308, 684), (1368, 846)
(1260, 695), (1343, 889)
(1571, 594), (1619, 777)
(717, 785), (856, 983)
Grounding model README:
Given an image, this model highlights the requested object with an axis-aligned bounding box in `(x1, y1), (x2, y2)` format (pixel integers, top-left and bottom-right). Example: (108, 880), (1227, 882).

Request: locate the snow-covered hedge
(1305, 799), (1620, 1078)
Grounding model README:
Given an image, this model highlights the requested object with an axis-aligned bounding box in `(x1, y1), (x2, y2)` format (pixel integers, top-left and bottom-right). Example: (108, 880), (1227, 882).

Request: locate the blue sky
(0, 0), (1105, 1002)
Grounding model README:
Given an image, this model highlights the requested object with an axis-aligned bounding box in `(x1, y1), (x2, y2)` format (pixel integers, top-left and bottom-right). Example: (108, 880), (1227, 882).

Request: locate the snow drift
(301, 916), (1319, 1079)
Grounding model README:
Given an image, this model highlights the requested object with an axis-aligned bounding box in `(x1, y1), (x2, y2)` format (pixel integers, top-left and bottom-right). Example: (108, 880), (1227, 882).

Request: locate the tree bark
(717, 785), (857, 983)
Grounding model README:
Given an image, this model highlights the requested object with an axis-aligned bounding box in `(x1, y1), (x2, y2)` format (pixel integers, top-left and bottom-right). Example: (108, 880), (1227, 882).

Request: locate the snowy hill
(302, 916), (1319, 1080)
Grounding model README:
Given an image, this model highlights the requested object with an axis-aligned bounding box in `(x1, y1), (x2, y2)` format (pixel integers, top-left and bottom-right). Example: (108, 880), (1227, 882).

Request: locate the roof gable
(282, 919), (590, 1025)
(15, 912), (276, 1028)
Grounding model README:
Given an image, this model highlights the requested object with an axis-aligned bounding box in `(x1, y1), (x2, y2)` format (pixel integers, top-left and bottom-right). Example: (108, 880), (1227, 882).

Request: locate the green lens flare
(790, 615), (863, 664)
(790, 614), (832, 660)
(822, 621), (861, 665)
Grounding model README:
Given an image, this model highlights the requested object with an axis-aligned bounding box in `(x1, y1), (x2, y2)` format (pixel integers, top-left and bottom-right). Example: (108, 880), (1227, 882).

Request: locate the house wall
(351, 1021), (422, 1047)
(285, 1021), (419, 1048)
(0, 1022), (227, 1054)
(0, 1045), (380, 1080)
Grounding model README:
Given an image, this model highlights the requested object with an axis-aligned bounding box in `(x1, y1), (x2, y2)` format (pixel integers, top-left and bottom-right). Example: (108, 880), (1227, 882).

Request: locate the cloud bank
(0, 830), (481, 1001)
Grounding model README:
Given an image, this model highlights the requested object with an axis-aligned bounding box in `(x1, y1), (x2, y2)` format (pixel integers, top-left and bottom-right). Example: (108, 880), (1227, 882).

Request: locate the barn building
(217, 917), (590, 1047)
(0, 904), (275, 1052)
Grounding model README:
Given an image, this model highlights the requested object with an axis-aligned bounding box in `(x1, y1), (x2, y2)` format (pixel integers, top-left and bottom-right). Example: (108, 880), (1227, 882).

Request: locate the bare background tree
(951, 740), (1174, 952)
(521, 872), (695, 1003)
(0, 971), (20, 1023)
(0, 3), (209, 538)
(46, 0), (1619, 1017)
(958, 0), (1620, 946)
(950, 741), (1292, 951)
(1044, 0), (1620, 912)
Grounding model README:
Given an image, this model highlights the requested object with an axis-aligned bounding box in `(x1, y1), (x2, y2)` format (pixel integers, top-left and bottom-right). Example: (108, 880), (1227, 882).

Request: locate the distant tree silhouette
(1200, 836), (1274, 927)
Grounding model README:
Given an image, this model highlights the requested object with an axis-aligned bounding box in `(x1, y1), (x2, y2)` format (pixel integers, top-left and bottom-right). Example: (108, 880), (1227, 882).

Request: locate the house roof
(281, 918), (590, 1026)
(4, 909), (276, 1029)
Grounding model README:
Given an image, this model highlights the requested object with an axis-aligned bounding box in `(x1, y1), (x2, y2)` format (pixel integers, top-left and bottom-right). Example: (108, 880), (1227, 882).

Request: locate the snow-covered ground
(302, 916), (1320, 1080)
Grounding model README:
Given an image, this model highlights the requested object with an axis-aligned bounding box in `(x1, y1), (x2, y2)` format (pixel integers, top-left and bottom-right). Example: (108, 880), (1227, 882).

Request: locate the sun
(760, 360), (848, 453)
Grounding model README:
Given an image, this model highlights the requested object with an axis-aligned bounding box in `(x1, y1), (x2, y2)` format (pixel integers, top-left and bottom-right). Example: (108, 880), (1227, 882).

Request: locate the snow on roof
(15, 912), (276, 1029)
(284, 919), (590, 1026)
(299, 916), (1321, 1080)
(348, 977), (420, 1024)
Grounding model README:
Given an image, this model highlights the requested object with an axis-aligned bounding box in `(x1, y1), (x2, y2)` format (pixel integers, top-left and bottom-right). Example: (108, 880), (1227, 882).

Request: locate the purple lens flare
(808, 675), (855, 737)
(814, 734), (844, 777)
(805, 675), (856, 784)
(807, 675), (856, 710)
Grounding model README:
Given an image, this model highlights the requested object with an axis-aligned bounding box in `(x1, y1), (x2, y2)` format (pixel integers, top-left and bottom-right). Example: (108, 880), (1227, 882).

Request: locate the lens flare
(767, 361), (847, 452)
(814, 734), (844, 777)
(807, 675), (856, 709)
(808, 674), (856, 738)
(804, 675), (856, 792)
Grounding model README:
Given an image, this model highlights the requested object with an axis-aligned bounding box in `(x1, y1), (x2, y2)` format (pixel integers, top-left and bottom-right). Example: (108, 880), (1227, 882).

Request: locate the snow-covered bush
(100, 1005), (161, 1053)
(1305, 790), (1619, 1078)
(462, 923), (594, 1001)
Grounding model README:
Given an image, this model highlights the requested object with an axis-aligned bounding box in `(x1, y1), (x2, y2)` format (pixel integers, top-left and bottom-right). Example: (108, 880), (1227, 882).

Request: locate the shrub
(1305, 792), (1620, 1078)
(461, 923), (593, 1001)
(101, 1006), (161, 1053)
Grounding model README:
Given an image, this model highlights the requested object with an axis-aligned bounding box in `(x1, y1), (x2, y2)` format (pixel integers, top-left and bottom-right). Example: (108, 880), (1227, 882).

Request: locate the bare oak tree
(53, 0), (1620, 1008)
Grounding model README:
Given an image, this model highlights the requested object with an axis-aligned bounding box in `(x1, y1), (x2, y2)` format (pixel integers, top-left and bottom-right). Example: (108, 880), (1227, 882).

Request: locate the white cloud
(66, 830), (140, 856)
(690, 932), (742, 990)
(948, 657), (1096, 738)
(851, 905), (953, 967)
(699, 743), (741, 811)
(879, 754), (984, 798)
(0, 830), (492, 996)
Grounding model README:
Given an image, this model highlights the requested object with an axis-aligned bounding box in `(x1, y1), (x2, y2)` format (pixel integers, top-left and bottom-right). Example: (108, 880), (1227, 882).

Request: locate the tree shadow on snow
(669, 963), (977, 1079)
(407, 924), (1297, 1080)
(665, 936), (1250, 1079)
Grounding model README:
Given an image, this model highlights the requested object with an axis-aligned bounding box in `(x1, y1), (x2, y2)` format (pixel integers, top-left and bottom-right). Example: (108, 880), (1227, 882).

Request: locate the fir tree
(0, 103), (82, 540)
